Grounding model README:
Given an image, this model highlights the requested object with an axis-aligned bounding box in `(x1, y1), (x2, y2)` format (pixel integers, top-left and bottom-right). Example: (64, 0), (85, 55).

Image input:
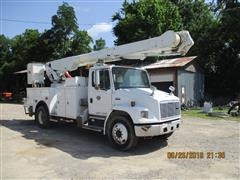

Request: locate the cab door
(88, 68), (112, 117)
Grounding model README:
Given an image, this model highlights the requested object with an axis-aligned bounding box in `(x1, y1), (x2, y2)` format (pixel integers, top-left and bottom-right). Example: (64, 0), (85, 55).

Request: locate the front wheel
(35, 106), (51, 128)
(107, 116), (138, 151)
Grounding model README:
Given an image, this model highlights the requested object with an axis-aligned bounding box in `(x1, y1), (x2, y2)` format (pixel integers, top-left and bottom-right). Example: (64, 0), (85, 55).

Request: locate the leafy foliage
(113, 0), (240, 99)
(50, 2), (79, 58)
(52, 2), (78, 36)
(205, 0), (240, 97)
(0, 29), (40, 74)
(70, 30), (93, 56)
(93, 38), (106, 51)
(0, 35), (11, 64)
(112, 0), (182, 45)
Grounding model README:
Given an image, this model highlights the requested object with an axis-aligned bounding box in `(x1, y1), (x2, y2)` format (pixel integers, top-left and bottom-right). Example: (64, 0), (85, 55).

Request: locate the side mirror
(169, 86), (175, 95)
(151, 85), (157, 90)
(150, 85), (156, 96)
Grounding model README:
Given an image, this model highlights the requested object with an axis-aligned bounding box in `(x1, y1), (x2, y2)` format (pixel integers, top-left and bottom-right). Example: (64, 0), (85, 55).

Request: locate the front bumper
(134, 119), (180, 137)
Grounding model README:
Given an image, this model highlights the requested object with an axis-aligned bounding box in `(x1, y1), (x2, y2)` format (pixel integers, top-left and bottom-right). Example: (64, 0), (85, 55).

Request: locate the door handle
(90, 98), (93, 103)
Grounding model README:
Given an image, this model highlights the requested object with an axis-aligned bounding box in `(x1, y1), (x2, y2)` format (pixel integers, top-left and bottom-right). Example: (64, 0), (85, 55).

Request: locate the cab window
(99, 70), (110, 90)
(92, 70), (110, 90)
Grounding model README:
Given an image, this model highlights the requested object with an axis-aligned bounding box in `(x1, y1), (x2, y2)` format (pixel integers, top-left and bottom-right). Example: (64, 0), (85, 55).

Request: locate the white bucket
(203, 102), (213, 113)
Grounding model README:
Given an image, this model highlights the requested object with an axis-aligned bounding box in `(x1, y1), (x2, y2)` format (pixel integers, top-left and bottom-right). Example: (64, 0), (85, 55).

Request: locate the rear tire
(107, 116), (138, 151)
(35, 106), (51, 128)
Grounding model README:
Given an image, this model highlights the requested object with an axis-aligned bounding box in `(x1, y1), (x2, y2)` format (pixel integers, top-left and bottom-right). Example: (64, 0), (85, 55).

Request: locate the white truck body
(24, 30), (194, 150)
(26, 77), (88, 119)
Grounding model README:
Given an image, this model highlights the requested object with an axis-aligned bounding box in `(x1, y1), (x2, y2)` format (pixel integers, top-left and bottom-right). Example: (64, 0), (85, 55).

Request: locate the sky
(0, 0), (124, 47)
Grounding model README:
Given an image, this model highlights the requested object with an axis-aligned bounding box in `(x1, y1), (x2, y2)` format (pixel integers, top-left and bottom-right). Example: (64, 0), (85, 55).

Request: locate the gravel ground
(1, 103), (240, 179)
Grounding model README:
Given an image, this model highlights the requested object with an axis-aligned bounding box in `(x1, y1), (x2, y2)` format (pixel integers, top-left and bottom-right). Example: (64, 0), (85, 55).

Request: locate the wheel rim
(112, 122), (128, 145)
(38, 109), (46, 125)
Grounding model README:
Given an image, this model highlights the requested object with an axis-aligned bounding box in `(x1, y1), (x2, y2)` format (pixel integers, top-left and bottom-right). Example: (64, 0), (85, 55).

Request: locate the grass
(182, 107), (240, 121)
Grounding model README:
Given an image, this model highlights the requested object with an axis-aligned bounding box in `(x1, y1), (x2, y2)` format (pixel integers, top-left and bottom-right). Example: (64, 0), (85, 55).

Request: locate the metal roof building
(143, 56), (204, 106)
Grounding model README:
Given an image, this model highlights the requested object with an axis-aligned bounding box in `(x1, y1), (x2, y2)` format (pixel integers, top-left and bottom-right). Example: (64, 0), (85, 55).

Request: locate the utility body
(24, 30), (194, 150)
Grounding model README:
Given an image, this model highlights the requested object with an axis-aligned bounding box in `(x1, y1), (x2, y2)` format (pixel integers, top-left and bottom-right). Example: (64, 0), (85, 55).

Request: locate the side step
(50, 116), (103, 133)
(82, 124), (103, 133)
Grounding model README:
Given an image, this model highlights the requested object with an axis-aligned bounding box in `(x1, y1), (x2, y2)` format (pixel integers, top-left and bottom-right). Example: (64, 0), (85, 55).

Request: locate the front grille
(160, 102), (180, 118)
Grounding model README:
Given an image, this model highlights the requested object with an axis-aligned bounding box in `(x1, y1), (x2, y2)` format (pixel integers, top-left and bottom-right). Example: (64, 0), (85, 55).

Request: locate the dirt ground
(1, 103), (239, 179)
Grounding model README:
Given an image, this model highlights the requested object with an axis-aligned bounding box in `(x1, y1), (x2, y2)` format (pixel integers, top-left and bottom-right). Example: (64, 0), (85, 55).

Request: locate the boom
(47, 30), (194, 72)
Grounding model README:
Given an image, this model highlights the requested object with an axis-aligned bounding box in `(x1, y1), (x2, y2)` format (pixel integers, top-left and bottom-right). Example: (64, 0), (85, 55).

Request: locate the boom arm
(47, 30), (194, 72)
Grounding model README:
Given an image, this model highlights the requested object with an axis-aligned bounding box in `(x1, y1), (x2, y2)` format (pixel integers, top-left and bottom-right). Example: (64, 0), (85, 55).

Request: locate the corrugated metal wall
(177, 70), (204, 106)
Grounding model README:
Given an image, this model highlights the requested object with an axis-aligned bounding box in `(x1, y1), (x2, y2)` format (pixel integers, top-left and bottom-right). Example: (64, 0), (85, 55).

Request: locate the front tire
(35, 106), (51, 128)
(107, 116), (138, 151)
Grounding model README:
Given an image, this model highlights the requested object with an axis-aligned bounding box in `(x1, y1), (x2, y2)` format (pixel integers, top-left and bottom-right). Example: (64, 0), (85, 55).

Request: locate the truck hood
(114, 88), (179, 102)
(113, 88), (180, 121)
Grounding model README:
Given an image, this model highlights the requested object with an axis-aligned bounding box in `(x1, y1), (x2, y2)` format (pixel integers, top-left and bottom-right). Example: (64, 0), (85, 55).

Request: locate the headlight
(141, 110), (149, 118)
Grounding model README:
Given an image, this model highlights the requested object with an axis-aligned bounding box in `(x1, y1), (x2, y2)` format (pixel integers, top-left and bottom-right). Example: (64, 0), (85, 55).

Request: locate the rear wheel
(35, 106), (51, 128)
(107, 116), (138, 151)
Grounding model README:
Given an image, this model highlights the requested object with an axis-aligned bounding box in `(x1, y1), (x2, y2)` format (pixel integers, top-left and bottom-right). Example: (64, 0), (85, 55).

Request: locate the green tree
(206, 0), (240, 97)
(93, 38), (106, 51)
(38, 2), (79, 60)
(112, 0), (182, 45)
(69, 30), (93, 56)
(0, 29), (40, 91)
(170, 0), (217, 64)
(0, 35), (11, 64)
(12, 29), (40, 68)
(52, 2), (78, 36)
(34, 29), (56, 62)
(0, 29), (40, 75)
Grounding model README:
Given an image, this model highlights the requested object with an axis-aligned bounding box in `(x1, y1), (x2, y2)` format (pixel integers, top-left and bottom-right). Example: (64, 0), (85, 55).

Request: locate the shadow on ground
(1, 119), (168, 159)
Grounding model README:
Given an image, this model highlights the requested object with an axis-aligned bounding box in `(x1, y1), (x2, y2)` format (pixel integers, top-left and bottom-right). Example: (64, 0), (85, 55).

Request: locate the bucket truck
(24, 30), (194, 150)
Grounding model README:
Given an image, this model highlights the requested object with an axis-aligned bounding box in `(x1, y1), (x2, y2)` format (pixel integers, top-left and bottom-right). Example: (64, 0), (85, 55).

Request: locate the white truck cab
(24, 30), (193, 150)
(91, 64), (180, 146)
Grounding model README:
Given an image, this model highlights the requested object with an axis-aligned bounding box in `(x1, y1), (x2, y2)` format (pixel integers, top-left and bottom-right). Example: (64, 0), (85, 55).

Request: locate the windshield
(112, 67), (150, 89)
